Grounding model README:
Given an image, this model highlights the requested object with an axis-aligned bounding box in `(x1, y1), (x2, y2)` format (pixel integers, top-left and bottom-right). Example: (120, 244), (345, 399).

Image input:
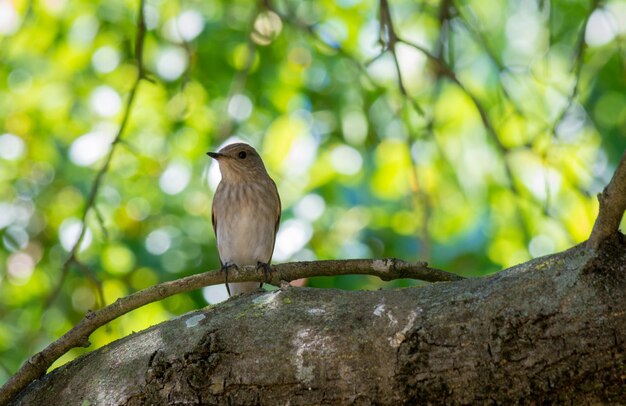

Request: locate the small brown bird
(207, 143), (281, 296)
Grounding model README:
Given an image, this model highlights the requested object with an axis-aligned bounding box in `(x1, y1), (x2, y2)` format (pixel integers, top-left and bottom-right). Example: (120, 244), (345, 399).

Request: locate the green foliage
(0, 0), (624, 381)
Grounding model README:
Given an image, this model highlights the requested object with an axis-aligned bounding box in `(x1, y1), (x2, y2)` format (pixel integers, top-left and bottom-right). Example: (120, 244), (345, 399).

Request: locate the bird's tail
(227, 282), (262, 296)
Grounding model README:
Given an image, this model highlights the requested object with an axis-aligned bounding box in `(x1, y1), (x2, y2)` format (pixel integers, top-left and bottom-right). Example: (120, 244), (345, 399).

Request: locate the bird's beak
(207, 151), (222, 160)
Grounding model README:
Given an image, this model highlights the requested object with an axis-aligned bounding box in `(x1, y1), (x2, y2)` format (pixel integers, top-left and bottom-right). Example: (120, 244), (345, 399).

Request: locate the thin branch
(0, 258), (461, 405)
(404, 0), (455, 262)
(378, 0), (425, 116)
(382, 8), (527, 221)
(134, 0), (147, 79)
(73, 260), (106, 309)
(399, 38), (507, 153)
(267, 0), (430, 123)
(272, 258), (461, 283)
(587, 150), (626, 250)
(537, 0), (600, 216)
(378, 0), (529, 251)
(452, 3), (528, 119)
(400, 36), (535, 219)
(407, 143), (432, 260)
(371, 1), (533, 249)
(217, 0), (266, 141)
(387, 9), (534, 245)
(93, 205), (109, 241)
(267, 1), (458, 260)
(265, 1), (380, 95)
(377, 0), (431, 258)
(46, 0), (149, 306)
(549, 0), (600, 139)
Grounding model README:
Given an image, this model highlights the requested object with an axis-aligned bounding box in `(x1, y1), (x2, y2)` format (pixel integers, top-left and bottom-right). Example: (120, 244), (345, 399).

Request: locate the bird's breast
(214, 182), (278, 265)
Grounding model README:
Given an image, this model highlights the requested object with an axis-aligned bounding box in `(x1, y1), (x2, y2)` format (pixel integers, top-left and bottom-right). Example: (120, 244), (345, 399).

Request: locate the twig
(73, 260), (106, 309)
(549, 0), (600, 139)
(265, 1), (380, 92)
(216, 1), (265, 141)
(401, 36), (537, 248)
(537, 0), (600, 214)
(587, 150), (626, 250)
(378, 0), (425, 116)
(399, 38), (507, 152)
(406, 146), (432, 260)
(403, 0), (455, 261)
(93, 205), (109, 240)
(376, 1), (531, 243)
(452, 3), (527, 118)
(0, 258), (460, 405)
(46, 0), (149, 306)
(399, 36), (536, 222)
(377, 0), (431, 258)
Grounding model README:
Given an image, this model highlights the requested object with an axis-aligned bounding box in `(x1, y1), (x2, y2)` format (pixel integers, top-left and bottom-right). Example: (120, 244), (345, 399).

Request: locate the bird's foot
(221, 263), (239, 297)
(256, 261), (273, 285)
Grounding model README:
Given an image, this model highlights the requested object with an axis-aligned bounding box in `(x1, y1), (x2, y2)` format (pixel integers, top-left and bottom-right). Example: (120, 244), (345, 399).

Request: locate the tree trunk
(13, 237), (626, 405)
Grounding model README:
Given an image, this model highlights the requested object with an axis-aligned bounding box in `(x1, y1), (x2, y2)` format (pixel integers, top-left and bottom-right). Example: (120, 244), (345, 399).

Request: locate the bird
(207, 143), (281, 296)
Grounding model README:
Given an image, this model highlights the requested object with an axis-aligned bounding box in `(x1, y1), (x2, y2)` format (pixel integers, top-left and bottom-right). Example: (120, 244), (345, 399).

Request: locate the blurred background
(0, 0), (624, 381)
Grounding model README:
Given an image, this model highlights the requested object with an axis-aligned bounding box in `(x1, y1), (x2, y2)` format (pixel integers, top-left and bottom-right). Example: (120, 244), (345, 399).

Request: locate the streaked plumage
(208, 143), (281, 296)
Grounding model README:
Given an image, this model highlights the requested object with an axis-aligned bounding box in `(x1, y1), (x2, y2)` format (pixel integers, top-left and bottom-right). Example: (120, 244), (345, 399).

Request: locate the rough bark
(13, 237), (626, 405)
(588, 150), (626, 250)
(0, 259), (457, 406)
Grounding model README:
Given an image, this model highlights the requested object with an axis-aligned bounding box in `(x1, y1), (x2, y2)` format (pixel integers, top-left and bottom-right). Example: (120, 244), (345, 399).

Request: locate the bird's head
(207, 143), (269, 183)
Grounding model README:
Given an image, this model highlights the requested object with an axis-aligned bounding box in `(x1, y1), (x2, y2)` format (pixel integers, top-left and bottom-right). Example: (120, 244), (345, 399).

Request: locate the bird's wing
(268, 180), (281, 264)
(211, 206), (217, 235)
(211, 189), (223, 266)
(275, 181), (281, 234)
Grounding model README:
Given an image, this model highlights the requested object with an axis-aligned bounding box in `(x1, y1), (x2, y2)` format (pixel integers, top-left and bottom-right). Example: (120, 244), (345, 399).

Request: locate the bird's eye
(238, 151), (247, 159)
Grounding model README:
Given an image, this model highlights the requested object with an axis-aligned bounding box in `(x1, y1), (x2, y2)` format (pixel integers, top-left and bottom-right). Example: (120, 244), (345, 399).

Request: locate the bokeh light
(92, 46), (120, 74)
(159, 162), (191, 195)
(90, 86), (122, 117)
(0, 133), (25, 160)
(156, 47), (188, 81)
(0, 0), (623, 380)
(59, 219), (92, 252)
(69, 126), (115, 166)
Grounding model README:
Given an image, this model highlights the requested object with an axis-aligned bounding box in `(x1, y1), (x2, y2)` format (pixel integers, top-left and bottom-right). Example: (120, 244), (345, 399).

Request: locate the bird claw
(221, 263), (239, 297)
(256, 261), (273, 284)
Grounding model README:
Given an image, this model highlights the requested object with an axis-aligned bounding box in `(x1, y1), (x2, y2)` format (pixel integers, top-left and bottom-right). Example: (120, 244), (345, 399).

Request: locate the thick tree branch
(0, 258), (458, 406)
(587, 150), (626, 250)
(11, 241), (626, 405)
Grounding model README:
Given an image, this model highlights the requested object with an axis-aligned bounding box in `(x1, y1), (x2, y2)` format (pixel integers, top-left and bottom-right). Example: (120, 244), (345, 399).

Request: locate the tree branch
(377, 4), (527, 206)
(11, 242), (626, 405)
(46, 0), (149, 307)
(264, 1), (383, 100)
(216, 1), (265, 141)
(0, 258), (459, 405)
(378, 0), (425, 116)
(550, 0), (600, 140)
(587, 150), (626, 250)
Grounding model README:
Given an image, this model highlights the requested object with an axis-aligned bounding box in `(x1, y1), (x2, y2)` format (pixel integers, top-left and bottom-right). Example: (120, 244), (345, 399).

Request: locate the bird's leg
(220, 262), (239, 297)
(256, 261), (273, 287)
